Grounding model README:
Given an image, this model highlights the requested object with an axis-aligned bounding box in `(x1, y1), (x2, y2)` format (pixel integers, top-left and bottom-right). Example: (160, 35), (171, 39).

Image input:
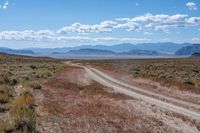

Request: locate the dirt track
(82, 65), (200, 121)
(36, 63), (200, 132)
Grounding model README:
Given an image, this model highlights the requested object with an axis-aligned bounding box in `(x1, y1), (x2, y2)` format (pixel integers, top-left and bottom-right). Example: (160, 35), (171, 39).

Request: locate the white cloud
(0, 30), (56, 41)
(0, 0), (9, 10)
(0, 30), (150, 43)
(57, 21), (118, 34)
(115, 22), (141, 31)
(131, 13), (189, 31)
(186, 2), (197, 10)
(0, 13), (200, 44)
(57, 20), (142, 34)
(186, 17), (200, 25)
(192, 37), (200, 42)
(57, 13), (200, 34)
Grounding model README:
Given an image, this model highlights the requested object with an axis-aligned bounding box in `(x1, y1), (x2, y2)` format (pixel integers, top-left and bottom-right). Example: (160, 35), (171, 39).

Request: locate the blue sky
(0, 0), (200, 48)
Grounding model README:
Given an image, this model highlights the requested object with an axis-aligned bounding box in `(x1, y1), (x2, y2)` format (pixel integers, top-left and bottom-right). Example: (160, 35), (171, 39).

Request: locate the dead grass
(11, 93), (34, 109)
(0, 53), (65, 133)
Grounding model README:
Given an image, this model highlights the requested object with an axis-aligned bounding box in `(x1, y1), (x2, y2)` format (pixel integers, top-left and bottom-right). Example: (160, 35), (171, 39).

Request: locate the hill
(66, 49), (116, 55)
(0, 47), (34, 55)
(27, 42), (190, 54)
(191, 53), (200, 57)
(120, 49), (161, 55)
(175, 44), (200, 55)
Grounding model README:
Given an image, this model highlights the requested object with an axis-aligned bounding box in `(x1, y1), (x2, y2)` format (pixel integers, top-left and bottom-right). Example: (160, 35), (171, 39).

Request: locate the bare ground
(35, 64), (200, 133)
(92, 65), (200, 105)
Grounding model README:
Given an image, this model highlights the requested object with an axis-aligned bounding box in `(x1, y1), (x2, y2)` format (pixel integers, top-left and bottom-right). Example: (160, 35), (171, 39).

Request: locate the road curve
(90, 68), (200, 111)
(83, 66), (200, 121)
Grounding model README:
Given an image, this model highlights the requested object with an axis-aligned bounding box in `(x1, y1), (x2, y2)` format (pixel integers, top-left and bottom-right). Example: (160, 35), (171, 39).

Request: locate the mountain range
(53, 48), (162, 56)
(175, 44), (200, 55)
(0, 47), (34, 55)
(26, 42), (191, 54)
(1, 43), (198, 57)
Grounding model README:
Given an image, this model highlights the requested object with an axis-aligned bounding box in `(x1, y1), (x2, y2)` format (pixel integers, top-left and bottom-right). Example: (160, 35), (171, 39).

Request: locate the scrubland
(0, 53), (65, 132)
(1, 53), (200, 133)
(86, 58), (200, 92)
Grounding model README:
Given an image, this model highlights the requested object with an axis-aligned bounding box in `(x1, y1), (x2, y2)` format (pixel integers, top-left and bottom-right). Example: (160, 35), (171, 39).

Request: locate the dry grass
(0, 53), (65, 133)
(11, 93), (34, 109)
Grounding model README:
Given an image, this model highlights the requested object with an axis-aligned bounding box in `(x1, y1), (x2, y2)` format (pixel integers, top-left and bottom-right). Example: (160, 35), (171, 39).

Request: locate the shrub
(0, 104), (9, 112)
(3, 75), (18, 86)
(10, 78), (18, 86)
(30, 65), (37, 69)
(11, 93), (34, 109)
(0, 122), (14, 133)
(0, 94), (9, 104)
(184, 78), (194, 86)
(10, 107), (36, 132)
(10, 93), (36, 132)
(32, 83), (42, 90)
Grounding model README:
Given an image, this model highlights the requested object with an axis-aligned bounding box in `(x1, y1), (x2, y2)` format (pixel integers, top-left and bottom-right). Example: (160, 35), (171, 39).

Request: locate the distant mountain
(27, 42), (191, 54)
(0, 47), (34, 55)
(120, 49), (161, 55)
(27, 47), (71, 54)
(55, 48), (164, 56)
(175, 44), (200, 55)
(66, 49), (116, 55)
(88, 42), (190, 53)
(191, 53), (200, 57)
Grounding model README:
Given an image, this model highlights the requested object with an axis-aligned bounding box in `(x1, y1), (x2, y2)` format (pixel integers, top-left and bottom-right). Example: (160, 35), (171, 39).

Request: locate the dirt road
(36, 63), (200, 132)
(82, 65), (200, 121)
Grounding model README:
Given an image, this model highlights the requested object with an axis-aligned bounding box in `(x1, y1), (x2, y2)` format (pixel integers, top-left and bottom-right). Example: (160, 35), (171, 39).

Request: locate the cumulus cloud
(192, 37), (200, 42)
(57, 21), (118, 34)
(0, 0), (9, 10)
(0, 13), (200, 43)
(0, 30), (150, 43)
(58, 13), (200, 34)
(0, 30), (56, 41)
(115, 22), (141, 31)
(186, 17), (200, 25)
(57, 20), (141, 34)
(186, 2), (197, 10)
(130, 13), (189, 31)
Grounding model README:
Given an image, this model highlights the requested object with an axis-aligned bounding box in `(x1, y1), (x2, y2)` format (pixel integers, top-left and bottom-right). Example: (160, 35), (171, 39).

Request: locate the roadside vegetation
(86, 58), (200, 91)
(0, 53), (65, 133)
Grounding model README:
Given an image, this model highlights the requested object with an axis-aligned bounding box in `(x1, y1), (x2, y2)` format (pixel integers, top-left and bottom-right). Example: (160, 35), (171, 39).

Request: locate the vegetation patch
(86, 58), (200, 91)
(0, 53), (65, 132)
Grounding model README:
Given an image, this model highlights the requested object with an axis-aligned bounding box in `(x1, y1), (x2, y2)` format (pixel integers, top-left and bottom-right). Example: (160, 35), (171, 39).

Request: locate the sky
(0, 0), (200, 49)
